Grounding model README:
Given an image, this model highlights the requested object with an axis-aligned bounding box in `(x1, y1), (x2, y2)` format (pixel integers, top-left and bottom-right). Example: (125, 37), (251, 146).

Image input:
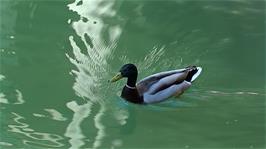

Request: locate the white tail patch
(191, 67), (202, 82)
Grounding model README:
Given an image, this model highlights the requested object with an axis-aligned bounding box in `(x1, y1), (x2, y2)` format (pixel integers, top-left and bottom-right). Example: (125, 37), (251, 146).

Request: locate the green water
(0, 0), (265, 148)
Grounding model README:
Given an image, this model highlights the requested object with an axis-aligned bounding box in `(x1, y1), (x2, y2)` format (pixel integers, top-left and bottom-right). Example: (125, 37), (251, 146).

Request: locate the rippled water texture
(0, 0), (265, 148)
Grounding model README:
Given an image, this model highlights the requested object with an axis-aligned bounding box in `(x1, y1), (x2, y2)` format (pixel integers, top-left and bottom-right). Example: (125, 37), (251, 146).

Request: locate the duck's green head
(111, 64), (138, 82)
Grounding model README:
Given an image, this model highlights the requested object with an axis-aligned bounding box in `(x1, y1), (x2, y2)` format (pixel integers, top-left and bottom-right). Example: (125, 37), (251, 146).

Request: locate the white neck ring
(126, 84), (136, 89)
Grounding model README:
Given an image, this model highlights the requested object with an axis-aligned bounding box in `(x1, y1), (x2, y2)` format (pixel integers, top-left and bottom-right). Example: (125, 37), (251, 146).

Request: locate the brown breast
(121, 86), (143, 104)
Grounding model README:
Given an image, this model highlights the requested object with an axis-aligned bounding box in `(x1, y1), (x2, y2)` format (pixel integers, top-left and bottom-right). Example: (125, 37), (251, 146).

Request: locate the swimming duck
(111, 64), (202, 104)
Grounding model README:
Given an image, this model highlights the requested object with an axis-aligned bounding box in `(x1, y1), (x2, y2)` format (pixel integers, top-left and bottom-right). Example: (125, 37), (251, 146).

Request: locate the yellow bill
(110, 72), (123, 82)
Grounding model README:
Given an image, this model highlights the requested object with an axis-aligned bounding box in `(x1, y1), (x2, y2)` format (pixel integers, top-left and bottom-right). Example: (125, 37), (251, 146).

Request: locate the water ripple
(0, 93), (8, 104)
(66, 0), (124, 148)
(0, 141), (13, 147)
(0, 75), (25, 105)
(64, 101), (93, 149)
(8, 112), (64, 148)
(44, 109), (68, 121)
(92, 105), (106, 149)
(14, 89), (25, 104)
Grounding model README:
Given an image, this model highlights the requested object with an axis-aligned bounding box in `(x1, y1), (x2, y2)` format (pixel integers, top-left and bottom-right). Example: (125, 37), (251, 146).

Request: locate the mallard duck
(111, 64), (202, 104)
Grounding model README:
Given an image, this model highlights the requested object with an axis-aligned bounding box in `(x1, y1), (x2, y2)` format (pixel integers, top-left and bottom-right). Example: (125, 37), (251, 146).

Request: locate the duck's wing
(137, 68), (188, 85)
(143, 81), (191, 104)
(136, 68), (188, 95)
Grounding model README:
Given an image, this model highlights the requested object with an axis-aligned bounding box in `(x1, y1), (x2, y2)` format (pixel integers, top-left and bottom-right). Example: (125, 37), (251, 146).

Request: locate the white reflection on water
(0, 74), (5, 81)
(66, 0), (123, 148)
(92, 105), (106, 149)
(0, 75), (25, 105)
(8, 112), (64, 148)
(44, 109), (67, 121)
(14, 89), (25, 104)
(32, 109), (67, 121)
(0, 75), (9, 104)
(202, 0), (264, 16)
(0, 141), (13, 147)
(0, 93), (9, 104)
(207, 90), (264, 96)
(0, 90), (25, 105)
(65, 101), (93, 149)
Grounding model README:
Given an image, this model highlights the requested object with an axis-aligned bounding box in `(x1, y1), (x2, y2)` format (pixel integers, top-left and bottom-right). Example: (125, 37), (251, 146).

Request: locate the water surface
(0, 0), (265, 148)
